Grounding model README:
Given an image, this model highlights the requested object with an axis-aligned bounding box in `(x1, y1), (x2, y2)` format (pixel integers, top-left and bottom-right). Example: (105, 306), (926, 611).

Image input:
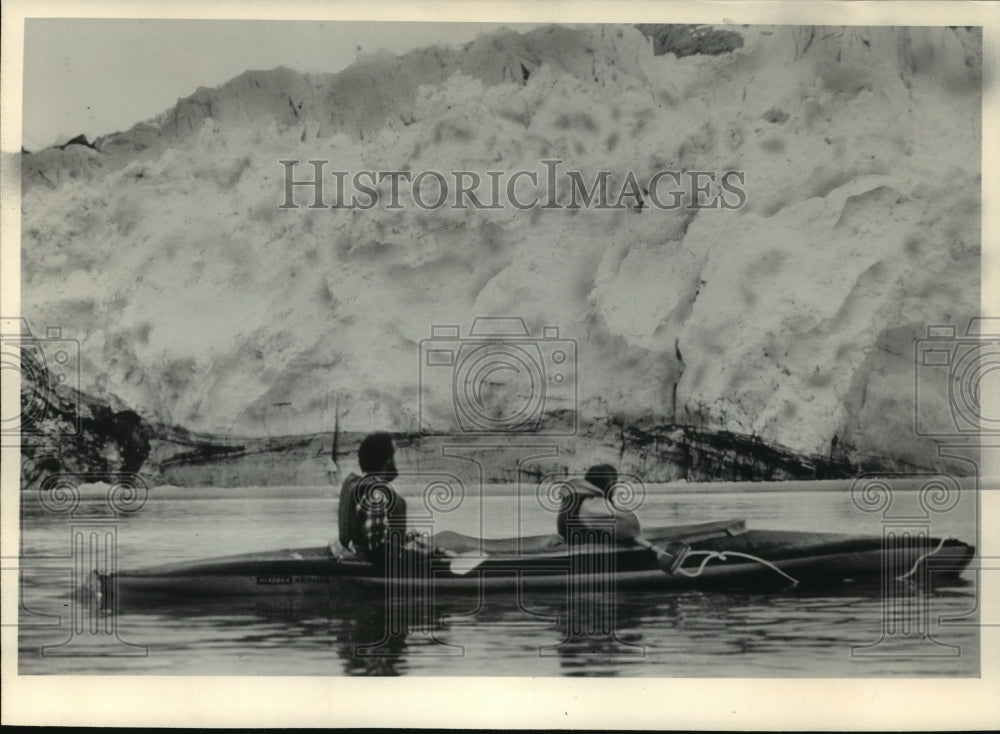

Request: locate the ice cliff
(19, 25), (982, 482)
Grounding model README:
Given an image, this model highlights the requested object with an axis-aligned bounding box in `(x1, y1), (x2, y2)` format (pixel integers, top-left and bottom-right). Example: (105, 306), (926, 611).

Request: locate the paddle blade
(655, 541), (691, 574)
(449, 553), (487, 576)
(725, 520), (747, 536)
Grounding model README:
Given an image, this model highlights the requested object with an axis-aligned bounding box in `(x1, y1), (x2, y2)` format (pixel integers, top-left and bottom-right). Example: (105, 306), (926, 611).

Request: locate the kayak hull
(97, 521), (976, 605)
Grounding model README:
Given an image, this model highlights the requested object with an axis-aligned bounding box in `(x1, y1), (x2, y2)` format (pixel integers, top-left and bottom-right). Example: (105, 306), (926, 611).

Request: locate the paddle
(613, 511), (693, 574)
(630, 518), (748, 574)
(447, 518), (747, 576)
(448, 552), (489, 575)
(446, 531), (685, 576)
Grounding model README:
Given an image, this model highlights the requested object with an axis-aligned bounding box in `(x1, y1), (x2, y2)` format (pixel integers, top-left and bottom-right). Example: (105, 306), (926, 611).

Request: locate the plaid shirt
(338, 474), (406, 559)
(556, 478), (605, 540)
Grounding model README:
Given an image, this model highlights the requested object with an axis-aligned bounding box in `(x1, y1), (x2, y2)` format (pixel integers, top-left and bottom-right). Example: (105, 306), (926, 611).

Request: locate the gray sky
(22, 19), (537, 150)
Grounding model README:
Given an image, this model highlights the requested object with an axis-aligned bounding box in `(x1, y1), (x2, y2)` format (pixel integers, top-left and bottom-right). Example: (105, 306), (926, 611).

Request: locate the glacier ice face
(20, 25), (981, 473)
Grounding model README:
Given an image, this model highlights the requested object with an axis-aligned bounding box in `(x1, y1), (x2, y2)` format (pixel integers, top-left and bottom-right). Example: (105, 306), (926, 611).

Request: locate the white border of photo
(2, 0), (998, 728)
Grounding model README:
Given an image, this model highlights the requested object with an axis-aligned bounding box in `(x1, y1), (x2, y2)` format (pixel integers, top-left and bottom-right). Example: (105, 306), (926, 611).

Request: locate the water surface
(17, 481), (980, 676)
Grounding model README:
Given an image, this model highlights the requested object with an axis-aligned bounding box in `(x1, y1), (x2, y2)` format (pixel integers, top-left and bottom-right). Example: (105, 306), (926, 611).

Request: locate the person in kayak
(556, 463), (627, 541)
(337, 432), (413, 564)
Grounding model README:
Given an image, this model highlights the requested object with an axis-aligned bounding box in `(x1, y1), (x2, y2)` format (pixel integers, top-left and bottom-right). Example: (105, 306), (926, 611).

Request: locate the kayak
(95, 519), (975, 605)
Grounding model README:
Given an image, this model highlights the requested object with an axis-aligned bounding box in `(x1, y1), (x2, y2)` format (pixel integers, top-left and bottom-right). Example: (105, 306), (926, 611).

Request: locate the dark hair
(585, 464), (618, 493)
(358, 432), (395, 473)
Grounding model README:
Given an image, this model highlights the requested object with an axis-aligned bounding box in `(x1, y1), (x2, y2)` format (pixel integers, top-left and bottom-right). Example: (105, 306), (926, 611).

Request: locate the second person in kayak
(556, 464), (637, 543)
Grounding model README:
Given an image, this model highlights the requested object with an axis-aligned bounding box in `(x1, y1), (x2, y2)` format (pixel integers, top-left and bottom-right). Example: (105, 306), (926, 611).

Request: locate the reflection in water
(549, 592), (646, 676)
(19, 576), (979, 677)
(338, 601), (408, 676)
(17, 488), (980, 677)
(253, 593), (468, 676)
(207, 593), (417, 676)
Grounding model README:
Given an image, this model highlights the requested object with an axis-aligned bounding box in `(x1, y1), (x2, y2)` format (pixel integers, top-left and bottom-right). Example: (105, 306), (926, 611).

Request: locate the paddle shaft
(632, 535), (668, 555)
(447, 520), (747, 576)
(630, 535), (690, 573)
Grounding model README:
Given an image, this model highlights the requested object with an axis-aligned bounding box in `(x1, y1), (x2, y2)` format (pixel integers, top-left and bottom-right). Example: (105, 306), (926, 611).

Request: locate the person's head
(585, 464), (618, 496)
(358, 432), (397, 480)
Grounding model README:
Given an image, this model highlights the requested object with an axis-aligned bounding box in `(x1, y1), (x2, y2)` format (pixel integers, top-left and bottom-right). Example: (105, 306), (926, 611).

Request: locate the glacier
(16, 24), (982, 485)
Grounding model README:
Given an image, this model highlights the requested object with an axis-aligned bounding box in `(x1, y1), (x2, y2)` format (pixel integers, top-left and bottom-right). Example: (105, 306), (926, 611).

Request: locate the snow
(20, 25), (981, 469)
